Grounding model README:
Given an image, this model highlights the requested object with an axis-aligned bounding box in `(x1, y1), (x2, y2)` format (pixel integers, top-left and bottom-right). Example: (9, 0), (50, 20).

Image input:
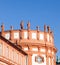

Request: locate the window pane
(14, 32), (19, 39)
(6, 46), (9, 57)
(0, 43), (3, 55)
(5, 33), (10, 40)
(32, 33), (36, 39)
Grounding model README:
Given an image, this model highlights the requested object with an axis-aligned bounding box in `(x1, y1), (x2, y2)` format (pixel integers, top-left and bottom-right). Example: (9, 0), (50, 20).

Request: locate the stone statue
(10, 26), (13, 30)
(20, 21), (24, 29)
(27, 21), (30, 30)
(47, 26), (50, 33)
(1, 23), (4, 32)
(36, 26), (40, 31)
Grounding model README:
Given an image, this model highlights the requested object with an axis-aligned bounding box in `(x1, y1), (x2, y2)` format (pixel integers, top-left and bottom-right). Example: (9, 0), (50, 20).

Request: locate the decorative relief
(5, 33), (10, 40)
(40, 34), (44, 40)
(35, 55), (44, 63)
(32, 54), (45, 65)
(32, 33), (36, 39)
(24, 32), (28, 39)
(14, 32), (19, 39)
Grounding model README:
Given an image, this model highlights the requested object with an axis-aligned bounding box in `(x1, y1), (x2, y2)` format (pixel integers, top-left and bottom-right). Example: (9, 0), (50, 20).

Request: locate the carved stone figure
(36, 26), (40, 31)
(20, 21), (24, 29)
(47, 26), (50, 33)
(27, 21), (30, 30)
(1, 23), (4, 32)
(10, 26), (13, 30)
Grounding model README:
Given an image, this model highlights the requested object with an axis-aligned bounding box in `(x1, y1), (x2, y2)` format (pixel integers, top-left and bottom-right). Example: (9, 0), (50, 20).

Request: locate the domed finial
(20, 20), (24, 30)
(27, 21), (30, 30)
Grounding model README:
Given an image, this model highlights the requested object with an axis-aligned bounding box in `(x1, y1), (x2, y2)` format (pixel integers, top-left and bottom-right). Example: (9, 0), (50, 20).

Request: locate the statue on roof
(1, 23), (4, 32)
(20, 21), (24, 29)
(44, 25), (46, 32)
(27, 21), (30, 30)
(47, 26), (50, 33)
(10, 26), (13, 30)
(36, 26), (40, 31)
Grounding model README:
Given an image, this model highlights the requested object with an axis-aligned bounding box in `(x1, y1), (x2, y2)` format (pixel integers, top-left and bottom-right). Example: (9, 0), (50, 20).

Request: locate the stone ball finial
(27, 21), (30, 30)
(20, 20), (24, 30)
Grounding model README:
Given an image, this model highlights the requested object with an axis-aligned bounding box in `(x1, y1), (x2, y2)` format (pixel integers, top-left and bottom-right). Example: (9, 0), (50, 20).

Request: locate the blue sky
(0, 0), (60, 56)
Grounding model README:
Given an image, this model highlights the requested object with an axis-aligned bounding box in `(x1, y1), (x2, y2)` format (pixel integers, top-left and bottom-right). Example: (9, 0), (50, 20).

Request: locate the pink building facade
(0, 35), (28, 65)
(0, 22), (57, 65)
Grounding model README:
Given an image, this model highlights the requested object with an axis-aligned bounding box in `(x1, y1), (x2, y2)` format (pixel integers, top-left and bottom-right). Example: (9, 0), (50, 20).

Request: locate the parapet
(0, 22), (54, 47)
